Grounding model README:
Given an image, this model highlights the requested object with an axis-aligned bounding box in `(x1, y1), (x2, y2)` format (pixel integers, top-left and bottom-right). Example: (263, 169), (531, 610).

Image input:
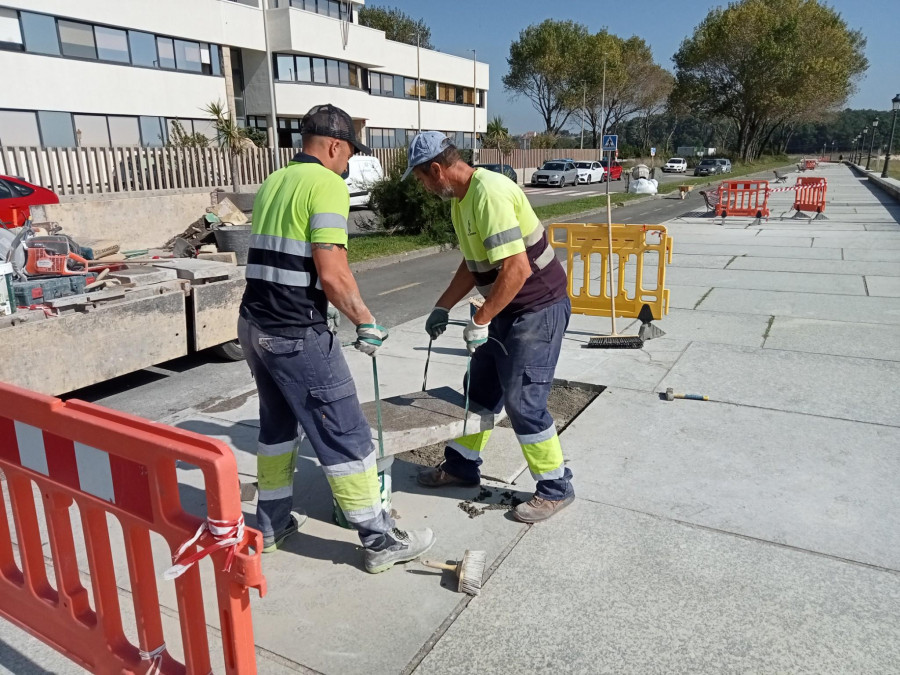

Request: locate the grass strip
(347, 233), (434, 263)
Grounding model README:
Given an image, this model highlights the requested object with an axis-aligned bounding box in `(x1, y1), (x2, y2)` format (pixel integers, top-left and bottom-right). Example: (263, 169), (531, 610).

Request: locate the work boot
(513, 495), (575, 523)
(417, 463), (480, 489)
(262, 511), (308, 553)
(364, 527), (435, 574)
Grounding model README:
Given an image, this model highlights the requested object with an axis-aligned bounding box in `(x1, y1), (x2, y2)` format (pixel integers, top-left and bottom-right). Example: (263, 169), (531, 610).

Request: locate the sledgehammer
(665, 387), (708, 402)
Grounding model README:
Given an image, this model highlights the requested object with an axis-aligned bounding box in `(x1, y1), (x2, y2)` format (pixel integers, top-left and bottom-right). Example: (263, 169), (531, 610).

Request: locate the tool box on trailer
(12, 275), (93, 306)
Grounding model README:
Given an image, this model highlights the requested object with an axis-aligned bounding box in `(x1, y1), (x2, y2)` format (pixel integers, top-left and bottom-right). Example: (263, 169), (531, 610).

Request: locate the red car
(0, 175), (59, 228)
(599, 160), (623, 181)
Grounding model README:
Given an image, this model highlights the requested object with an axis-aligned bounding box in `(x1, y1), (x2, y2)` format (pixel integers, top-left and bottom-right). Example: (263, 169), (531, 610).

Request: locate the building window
(58, 20), (97, 59)
(349, 64), (359, 88)
(326, 59), (339, 85)
(128, 30), (157, 67)
(95, 26), (129, 63)
(108, 116), (141, 145)
(276, 54), (295, 80)
(38, 111), (76, 147)
(0, 9), (23, 51)
(248, 116), (268, 129)
(312, 57), (326, 83)
(339, 61), (350, 87)
(370, 72), (381, 96)
(156, 37), (176, 69)
(20, 12), (59, 56)
(426, 81), (437, 101)
(209, 44), (222, 76)
(174, 40), (202, 72)
(0, 110), (40, 145)
(139, 116), (166, 146)
(74, 114), (111, 146)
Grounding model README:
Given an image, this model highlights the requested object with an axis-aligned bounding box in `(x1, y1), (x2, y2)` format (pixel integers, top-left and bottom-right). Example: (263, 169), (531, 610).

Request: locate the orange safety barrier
(0, 382), (266, 674)
(715, 180), (770, 223)
(549, 223), (672, 321)
(804, 159), (817, 170)
(792, 176), (828, 220)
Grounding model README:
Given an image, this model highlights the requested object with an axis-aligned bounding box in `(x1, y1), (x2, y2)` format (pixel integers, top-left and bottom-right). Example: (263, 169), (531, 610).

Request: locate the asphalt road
(347, 168), (690, 233)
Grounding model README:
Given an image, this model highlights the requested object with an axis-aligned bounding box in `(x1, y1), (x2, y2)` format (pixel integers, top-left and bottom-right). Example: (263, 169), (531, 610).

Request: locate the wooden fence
(1, 145), (610, 197)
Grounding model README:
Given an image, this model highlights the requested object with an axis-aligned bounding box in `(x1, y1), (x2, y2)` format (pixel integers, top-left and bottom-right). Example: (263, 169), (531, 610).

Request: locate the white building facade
(0, 0), (488, 151)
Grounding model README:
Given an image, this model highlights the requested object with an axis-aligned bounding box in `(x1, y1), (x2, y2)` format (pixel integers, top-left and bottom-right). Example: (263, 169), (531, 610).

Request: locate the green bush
(368, 154), (456, 244)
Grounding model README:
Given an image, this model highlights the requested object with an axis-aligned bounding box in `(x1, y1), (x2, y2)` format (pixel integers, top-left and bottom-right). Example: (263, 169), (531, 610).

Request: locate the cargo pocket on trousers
(522, 365), (555, 416)
(309, 378), (364, 434)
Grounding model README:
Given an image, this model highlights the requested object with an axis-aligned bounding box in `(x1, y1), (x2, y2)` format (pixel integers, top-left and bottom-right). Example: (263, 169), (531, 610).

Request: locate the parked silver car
(531, 160), (578, 188)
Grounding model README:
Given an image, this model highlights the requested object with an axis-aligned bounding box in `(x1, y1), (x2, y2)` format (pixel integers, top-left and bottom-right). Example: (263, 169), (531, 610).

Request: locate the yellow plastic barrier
(549, 223), (672, 320)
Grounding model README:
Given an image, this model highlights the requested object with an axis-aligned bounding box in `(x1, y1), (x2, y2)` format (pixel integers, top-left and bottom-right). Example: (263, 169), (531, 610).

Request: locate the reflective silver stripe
(531, 465), (566, 481)
(321, 452), (376, 478)
(448, 440), (483, 460)
(310, 212), (348, 231)
(533, 245), (555, 270)
(258, 485), (294, 500)
(341, 504), (384, 524)
(523, 224), (545, 247)
(246, 264), (312, 287)
(517, 425), (557, 446)
(258, 439), (298, 457)
(483, 226), (523, 251)
(466, 258), (500, 273)
(476, 283), (493, 297)
(249, 233), (311, 257)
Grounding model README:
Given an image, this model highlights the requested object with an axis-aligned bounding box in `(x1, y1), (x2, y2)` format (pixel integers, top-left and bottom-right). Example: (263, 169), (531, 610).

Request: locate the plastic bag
(629, 178), (658, 195)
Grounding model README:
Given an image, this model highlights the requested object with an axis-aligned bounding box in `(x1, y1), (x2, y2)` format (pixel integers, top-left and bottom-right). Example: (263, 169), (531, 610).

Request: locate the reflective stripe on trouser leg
(517, 426), (565, 481)
(257, 438), (299, 501)
(447, 430), (493, 461)
(322, 450), (384, 526)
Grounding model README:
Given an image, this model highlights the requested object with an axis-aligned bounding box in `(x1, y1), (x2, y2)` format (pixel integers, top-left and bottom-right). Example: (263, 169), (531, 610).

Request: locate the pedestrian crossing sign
(602, 135), (617, 151)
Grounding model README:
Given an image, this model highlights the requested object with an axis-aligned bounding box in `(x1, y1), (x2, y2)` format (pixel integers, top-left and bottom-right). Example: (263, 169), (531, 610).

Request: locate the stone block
(109, 265), (179, 286)
(361, 386), (499, 456)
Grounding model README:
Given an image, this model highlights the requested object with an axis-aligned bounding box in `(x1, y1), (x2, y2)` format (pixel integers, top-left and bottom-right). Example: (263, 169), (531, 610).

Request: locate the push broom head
(457, 549), (486, 596)
(584, 334), (644, 349)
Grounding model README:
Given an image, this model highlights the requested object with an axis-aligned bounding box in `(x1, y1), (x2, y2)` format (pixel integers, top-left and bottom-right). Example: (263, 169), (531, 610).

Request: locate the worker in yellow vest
(405, 132), (575, 522)
(239, 105), (434, 572)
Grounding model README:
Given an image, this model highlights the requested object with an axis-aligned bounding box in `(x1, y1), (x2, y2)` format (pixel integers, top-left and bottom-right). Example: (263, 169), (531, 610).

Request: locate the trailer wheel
(212, 339), (245, 361)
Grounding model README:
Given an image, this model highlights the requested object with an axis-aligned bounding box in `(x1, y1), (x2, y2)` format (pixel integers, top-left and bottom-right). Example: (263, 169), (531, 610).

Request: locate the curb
(845, 163), (900, 204)
(350, 244), (454, 273)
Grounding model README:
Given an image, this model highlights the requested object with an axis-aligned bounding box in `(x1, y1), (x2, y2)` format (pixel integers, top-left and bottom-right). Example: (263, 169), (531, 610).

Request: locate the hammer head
(665, 387), (674, 401)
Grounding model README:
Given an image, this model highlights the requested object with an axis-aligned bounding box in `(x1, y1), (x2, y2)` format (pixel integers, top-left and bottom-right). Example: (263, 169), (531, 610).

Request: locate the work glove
(463, 317), (489, 354)
(355, 322), (389, 357)
(425, 307), (450, 339)
(326, 304), (341, 333)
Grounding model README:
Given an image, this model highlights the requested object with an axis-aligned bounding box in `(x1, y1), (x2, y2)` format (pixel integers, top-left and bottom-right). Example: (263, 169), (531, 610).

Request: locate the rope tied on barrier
(138, 644), (166, 674)
(163, 516), (245, 581)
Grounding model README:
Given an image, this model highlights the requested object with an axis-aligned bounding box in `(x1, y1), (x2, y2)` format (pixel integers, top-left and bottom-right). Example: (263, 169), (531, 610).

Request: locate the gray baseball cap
(401, 131), (453, 180)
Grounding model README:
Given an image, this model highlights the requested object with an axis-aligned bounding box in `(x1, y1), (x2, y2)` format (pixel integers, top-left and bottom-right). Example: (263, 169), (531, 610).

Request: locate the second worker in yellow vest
(405, 131), (575, 522)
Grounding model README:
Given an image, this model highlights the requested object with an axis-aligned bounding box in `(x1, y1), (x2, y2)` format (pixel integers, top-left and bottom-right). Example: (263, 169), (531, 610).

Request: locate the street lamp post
(860, 127), (868, 166)
(852, 136), (859, 164)
(830, 140), (835, 162)
(882, 94), (900, 178)
(866, 119), (879, 170)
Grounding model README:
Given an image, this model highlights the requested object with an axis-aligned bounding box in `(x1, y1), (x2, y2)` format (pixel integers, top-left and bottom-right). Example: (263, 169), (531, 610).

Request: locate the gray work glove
(355, 322), (389, 357)
(425, 307), (450, 339)
(326, 304), (341, 333)
(463, 317), (489, 354)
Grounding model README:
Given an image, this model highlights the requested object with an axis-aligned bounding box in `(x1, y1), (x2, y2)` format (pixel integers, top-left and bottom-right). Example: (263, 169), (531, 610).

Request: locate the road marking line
(378, 282), (422, 296)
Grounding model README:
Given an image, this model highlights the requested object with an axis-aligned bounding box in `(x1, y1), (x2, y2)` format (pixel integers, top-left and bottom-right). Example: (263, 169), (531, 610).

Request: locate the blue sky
(373, 0), (899, 133)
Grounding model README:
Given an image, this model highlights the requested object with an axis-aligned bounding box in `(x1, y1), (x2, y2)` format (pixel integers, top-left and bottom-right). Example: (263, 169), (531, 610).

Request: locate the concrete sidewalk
(3, 162), (900, 673)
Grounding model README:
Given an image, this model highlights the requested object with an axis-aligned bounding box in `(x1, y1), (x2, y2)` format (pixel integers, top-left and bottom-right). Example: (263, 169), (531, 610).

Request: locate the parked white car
(662, 157), (687, 173)
(345, 155), (384, 208)
(575, 161), (606, 184)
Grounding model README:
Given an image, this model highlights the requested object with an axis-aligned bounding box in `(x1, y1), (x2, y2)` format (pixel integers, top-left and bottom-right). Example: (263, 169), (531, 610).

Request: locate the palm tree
(203, 100), (256, 191)
(484, 116), (515, 159)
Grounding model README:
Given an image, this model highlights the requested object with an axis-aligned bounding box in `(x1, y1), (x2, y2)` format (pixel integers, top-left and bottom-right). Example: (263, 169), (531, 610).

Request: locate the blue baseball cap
(401, 131), (453, 180)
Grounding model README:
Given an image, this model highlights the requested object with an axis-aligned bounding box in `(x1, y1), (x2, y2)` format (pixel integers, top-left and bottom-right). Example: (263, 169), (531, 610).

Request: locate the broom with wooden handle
(421, 550), (486, 596)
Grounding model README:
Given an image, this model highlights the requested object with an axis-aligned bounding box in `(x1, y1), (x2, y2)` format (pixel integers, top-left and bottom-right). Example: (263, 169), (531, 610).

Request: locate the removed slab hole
(397, 382), (602, 469)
